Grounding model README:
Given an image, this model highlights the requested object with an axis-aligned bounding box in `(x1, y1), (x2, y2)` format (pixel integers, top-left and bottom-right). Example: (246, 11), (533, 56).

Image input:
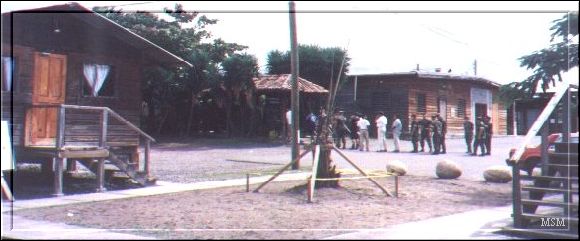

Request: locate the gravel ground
(12, 176), (513, 240)
(149, 135), (536, 183)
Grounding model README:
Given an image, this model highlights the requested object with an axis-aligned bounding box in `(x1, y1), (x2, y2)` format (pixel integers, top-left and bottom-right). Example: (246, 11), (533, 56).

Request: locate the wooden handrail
(60, 104), (155, 142)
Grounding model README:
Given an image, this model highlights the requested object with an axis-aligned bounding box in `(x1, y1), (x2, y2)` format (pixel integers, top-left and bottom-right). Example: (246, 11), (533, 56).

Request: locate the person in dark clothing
(436, 113), (447, 154)
(472, 117), (487, 156)
(463, 116), (474, 154)
(410, 114), (420, 153)
(349, 114), (360, 149)
(332, 110), (349, 149)
(484, 115), (492, 155)
(431, 115), (442, 155)
(418, 113), (432, 152)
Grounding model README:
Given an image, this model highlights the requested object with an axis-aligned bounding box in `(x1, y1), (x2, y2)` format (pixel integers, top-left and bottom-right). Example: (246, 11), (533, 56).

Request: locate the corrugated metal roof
(253, 74), (328, 93)
(350, 71), (501, 88)
(2, 2), (192, 67)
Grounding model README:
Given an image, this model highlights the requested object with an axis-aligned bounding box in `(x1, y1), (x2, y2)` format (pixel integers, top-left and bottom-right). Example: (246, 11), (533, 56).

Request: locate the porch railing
(30, 103), (155, 177)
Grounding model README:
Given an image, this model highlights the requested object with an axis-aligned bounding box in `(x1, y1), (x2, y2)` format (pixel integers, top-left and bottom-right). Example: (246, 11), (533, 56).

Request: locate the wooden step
(520, 175), (579, 182)
(521, 199), (579, 208)
(522, 186), (580, 194)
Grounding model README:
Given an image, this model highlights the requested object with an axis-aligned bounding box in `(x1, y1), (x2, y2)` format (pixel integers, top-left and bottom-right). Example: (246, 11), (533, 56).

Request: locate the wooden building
(1, 3), (191, 195)
(335, 71), (507, 138)
(251, 74), (328, 138)
(508, 87), (578, 135)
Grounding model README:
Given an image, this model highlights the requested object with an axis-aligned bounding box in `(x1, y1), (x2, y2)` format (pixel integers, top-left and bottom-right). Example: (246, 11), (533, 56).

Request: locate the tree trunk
(315, 143), (341, 188)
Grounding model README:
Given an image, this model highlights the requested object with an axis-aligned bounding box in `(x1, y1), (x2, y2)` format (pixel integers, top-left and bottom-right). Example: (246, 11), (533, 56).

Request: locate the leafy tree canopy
(511, 12), (579, 97)
(266, 44), (351, 89)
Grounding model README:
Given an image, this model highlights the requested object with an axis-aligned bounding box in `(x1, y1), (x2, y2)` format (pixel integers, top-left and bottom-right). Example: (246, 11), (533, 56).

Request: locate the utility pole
(289, 1), (300, 169)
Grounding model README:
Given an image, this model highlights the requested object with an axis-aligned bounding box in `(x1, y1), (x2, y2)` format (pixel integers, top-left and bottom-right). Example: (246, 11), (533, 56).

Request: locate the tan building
(335, 71), (507, 137)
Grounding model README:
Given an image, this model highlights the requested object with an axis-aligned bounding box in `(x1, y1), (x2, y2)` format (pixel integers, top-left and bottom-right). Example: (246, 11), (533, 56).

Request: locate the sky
(2, 1), (579, 87)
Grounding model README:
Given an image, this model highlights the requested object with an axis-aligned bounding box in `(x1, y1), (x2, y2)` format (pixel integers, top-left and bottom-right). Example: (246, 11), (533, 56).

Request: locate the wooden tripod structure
(253, 144), (393, 203)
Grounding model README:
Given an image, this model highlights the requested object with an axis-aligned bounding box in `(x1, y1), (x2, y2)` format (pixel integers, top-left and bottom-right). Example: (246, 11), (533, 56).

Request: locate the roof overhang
(2, 2), (192, 68)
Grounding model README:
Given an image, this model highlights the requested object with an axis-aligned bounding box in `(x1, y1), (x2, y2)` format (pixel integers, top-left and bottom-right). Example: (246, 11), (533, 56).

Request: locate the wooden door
(25, 53), (67, 146)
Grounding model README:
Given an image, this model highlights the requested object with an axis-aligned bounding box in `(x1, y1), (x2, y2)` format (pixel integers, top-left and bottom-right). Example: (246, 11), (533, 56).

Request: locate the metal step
(541, 164), (579, 168)
(520, 175), (579, 182)
(501, 227), (578, 239)
(522, 186), (580, 194)
(521, 199), (579, 208)
(521, 213), (579, 224)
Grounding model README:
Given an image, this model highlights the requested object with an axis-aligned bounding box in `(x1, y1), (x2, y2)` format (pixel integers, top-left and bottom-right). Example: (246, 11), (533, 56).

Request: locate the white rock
(386, 160), (407, 176)
(436, 160), (462, 179)
(484, 166), (512, 183)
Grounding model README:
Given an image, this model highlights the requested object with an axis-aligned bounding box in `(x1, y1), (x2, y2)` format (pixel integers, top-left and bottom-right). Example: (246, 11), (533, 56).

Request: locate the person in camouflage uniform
(418, 113), (432, 152)
(410, 114), (420, 153)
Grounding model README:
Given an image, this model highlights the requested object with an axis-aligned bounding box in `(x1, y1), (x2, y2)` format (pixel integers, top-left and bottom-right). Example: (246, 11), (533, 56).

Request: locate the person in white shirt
(285, 108), (292, 143)
(391, 114), (402, 152)
(375, 112), (388, 152)
(357, 114), (371, 151)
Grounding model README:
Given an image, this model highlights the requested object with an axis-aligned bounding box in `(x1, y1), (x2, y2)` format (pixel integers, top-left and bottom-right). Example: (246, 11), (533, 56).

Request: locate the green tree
(221, 54), (259, 136)
(514, 12), (578, 97)
(94, 4), (252, 136)
(266, 44), (350, 90)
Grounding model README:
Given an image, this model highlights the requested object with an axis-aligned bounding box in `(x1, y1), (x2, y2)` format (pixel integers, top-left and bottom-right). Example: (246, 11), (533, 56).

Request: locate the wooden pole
(308, 145), (320, 203)
(96, 158), (106, 192)
(246, 173), (250, 192)
(394, 175), (399, 198)
(333, 146), (393, 197)
(254, 147), (311, 193)
(56, 105), (66, 149)
(289, 1), (300, 170)
(100, 109), (108, 148)
(53, 157), (64, 196)
(144, 139), (151, 178)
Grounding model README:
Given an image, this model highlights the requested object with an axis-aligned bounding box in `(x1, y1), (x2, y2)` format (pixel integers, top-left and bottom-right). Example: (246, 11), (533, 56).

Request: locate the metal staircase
(505, 84), (578, 239)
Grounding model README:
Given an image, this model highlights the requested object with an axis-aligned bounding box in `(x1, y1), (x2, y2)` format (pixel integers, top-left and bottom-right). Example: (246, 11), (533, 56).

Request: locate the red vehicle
(508, 133), (578, 175)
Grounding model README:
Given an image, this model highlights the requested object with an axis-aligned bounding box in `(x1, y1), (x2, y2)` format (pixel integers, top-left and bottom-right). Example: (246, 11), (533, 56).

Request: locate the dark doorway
(475, 103), (488, 119)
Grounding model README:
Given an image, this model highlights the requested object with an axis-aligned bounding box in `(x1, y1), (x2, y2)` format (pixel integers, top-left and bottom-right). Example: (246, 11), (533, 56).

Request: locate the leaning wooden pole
(289, 1), (300, 170)
(253, 146), (312, 193)
(333, 146), (393, 197)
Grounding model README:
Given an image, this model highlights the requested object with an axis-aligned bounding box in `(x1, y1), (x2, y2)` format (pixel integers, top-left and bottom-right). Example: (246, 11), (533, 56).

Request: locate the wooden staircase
(28, 104), (157, 196)
(77, 147), (156, 187)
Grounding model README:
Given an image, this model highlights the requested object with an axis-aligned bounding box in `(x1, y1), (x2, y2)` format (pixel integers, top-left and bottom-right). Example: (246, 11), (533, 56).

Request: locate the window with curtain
(1, 56), (14, 92)
(82, 63), (115, 97)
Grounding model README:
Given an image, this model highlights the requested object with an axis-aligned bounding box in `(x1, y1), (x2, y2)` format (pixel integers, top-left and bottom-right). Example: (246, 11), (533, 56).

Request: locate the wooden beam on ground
(253, 146), (312, 193)
(308, 145), (320, 203)
(333, 146), (393, 197)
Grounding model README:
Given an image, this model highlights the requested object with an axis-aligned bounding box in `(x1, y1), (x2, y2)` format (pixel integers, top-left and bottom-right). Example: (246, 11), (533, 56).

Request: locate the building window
(456, 98), (466, 117)
(1, 56), (15, 92)
(82, 64), (115, 97)
(416, 93), (426, 113)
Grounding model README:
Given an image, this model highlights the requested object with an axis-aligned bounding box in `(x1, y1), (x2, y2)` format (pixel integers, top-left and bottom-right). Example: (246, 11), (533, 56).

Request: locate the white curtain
(83, 64), (110, 96)
(2, 57), (12, 91)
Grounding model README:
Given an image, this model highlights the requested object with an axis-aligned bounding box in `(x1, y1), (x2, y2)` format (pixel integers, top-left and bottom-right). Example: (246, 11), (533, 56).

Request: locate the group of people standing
(297, 108), (493, 156)
(463, 115), (493, 156)
(409, 113), (447, 155)
(328, 111), (403, 153)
